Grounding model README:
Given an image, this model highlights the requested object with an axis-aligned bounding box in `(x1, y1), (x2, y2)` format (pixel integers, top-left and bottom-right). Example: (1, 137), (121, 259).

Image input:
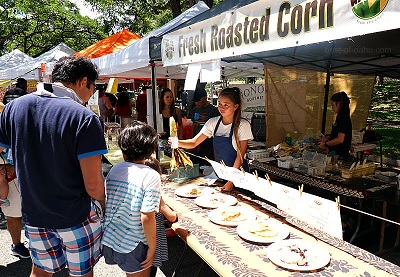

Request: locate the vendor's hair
(118, 121), (158, 162)
(219, 87), (244, 161)
(331, 91), (350, 115)
(52, 56), (98, 87)
(159, 88), (178, 120)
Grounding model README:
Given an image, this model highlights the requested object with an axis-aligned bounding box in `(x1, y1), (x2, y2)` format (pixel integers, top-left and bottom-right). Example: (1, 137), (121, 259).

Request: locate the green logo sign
(351, 0), (389, 20)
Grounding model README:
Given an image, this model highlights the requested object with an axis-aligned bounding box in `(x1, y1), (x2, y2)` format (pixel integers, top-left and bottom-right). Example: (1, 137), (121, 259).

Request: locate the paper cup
(170, 136), (178, 149)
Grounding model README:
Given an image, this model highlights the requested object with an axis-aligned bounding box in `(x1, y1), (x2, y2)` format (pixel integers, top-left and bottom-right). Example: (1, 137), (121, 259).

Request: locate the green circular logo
(352, 0), (389, 20)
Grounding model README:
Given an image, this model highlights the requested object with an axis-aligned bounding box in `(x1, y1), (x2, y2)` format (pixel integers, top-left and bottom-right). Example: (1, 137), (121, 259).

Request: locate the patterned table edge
(244, 194), (400, 276)
(164, 180), (400, 276)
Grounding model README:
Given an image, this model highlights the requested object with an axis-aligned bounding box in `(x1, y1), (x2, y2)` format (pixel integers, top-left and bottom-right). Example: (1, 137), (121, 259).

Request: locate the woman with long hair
(172, 87), (253, 191)
(159, 88), (183, 139)
(319, 91), (352, 160)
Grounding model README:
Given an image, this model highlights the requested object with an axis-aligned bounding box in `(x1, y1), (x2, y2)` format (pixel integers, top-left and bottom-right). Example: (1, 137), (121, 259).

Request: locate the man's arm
(79, 155), (106, 208)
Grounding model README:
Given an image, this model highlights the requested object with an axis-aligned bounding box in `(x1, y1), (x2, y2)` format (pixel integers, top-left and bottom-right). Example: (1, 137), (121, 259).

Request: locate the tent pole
(322, 61), (332, 134)
(151, 62), (157, 130)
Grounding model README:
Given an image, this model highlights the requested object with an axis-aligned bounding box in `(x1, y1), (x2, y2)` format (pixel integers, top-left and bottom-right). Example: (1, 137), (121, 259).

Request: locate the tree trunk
(203, 0), (214, 8)
(170, 0), (182, 18)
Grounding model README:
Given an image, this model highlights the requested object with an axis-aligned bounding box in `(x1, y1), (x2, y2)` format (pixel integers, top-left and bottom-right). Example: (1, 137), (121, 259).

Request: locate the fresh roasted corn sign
(162, 0), (397, 66)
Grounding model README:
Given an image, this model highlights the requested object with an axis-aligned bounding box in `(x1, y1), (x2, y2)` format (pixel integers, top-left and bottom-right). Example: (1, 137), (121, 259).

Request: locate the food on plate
(221, 209), (242, 221)
(248, 221), (278, 238)
(277, 244), (317, 266)
(188, 187), (201, 195)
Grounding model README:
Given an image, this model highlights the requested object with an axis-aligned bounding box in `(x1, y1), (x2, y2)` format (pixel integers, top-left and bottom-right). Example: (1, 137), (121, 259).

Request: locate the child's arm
(160, 197), (177, 223)
(140, 211), (156, 269)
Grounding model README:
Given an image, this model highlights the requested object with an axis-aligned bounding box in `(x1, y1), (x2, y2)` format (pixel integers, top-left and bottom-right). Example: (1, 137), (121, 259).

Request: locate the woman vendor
(160, 88), (183, 139)
(319, 91), (352, 160)
(172, 87), (253, 191)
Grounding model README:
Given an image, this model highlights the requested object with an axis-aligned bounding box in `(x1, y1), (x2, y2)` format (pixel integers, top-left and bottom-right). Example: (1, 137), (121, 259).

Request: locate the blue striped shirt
(102, 162), (161, 253)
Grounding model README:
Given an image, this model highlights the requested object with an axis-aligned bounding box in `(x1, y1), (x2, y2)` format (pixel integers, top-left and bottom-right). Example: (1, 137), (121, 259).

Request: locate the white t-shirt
(201, 116), (253, 151)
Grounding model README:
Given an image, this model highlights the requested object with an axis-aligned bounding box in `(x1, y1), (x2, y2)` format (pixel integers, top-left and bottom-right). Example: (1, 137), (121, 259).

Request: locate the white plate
(267, 239), (330, 271)
(237, 219), (289, 244)
(175, 185), (209, 198)
(208, 206), (257, 226)
(195, 193), (237, 209)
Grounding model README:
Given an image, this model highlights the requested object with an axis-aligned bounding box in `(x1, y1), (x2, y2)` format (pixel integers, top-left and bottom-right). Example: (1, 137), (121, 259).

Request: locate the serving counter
(161, 177), (400, 276)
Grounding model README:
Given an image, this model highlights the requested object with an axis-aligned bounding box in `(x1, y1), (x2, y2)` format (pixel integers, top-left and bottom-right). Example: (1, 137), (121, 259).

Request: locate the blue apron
(213, 117), (249, 171)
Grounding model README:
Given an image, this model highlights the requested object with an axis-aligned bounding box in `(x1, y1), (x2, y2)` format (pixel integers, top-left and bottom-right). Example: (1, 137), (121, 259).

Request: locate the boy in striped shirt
(102, 121), (160, 277)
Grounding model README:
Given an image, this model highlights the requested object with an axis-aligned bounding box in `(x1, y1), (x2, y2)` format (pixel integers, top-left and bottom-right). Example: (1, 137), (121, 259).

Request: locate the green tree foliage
(0, 0), (107, 56)
(85, 0), (223, 36)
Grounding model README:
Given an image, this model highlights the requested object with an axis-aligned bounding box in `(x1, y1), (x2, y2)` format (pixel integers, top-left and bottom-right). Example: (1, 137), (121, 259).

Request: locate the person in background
(115, 91), (133, 117)
(319, 91), (352, 160)
(0, 93), (30, 259)
(144, 157), (177, 277)
(172, 87), (253, 192)
(0, 56), (107, 276)
(102, 121), (160, 277)
(3, 78), (28, 104)
(99, 85), (115, 121)
(190, 86), (220, 165)
(136, 86), (149, 123)
(159, 88), (183, 139)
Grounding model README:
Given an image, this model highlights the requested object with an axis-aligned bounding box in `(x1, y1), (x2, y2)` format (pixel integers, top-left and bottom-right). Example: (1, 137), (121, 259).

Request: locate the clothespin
(253, 170), (259, 181)
(205, 156), (210, 162)
(336, 196), (340, 210)
(240, 166), (245, 175)
(265, 173), (272, 186)
(298, 184), (304, 196)
(220, 160), (226, 167)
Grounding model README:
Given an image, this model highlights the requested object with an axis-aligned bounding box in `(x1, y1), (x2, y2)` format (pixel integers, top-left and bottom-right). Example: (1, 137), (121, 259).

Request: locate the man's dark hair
(52, 56), (99, 85)
(118, 121), (158, 161)
(15, 78), (27, 87)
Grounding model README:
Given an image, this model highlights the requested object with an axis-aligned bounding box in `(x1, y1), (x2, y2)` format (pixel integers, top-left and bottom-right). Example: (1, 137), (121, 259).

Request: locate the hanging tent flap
(265, 63), (375, 147)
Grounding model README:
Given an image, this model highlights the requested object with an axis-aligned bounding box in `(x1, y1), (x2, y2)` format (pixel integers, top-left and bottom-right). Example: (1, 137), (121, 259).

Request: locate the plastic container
(247, 149), (271, 160)
(168, 164), (200, 181)
(277, 156), (294, 169)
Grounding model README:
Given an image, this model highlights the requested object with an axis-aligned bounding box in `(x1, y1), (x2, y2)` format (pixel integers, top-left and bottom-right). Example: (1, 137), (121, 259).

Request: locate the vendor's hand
(221, 181), (234, 192)
(318, 141), (326, 150)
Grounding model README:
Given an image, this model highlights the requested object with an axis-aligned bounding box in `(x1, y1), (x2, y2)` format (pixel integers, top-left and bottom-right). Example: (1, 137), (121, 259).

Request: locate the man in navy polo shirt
(0, 56), (107, 277)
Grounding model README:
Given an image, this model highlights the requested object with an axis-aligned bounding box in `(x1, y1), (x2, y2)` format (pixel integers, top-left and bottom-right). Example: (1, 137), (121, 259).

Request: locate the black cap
(193, 87), (207, 102)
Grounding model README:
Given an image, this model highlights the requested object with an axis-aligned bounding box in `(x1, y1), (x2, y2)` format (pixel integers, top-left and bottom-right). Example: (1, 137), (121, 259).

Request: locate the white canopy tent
(0, 49), (33, 71)
(91, 1), (210, 79)
(160, 0), (400, 142)
(0, 43), (76, 81)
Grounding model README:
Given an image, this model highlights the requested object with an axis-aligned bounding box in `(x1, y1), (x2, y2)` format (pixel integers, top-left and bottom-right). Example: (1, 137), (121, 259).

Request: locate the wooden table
(161, 177), (400, 276)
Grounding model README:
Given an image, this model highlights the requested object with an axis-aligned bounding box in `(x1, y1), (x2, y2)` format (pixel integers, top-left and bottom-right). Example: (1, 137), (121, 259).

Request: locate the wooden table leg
(378, 201), (387, 254)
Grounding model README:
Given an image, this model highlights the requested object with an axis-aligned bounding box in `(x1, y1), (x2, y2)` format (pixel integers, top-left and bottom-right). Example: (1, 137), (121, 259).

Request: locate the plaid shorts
(25, 210), (102, 276)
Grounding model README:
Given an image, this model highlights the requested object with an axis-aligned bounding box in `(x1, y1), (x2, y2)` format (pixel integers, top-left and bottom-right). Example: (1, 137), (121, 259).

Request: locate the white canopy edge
(92, 1), (210, 77)
(0, 43), (76, 81)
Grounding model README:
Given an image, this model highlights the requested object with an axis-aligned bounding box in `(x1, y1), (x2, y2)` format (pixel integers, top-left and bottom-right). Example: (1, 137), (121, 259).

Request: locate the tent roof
(162, 0), (400, 78)
(92, 1), (210, 78)
(222, 29), (400, 78)
(0, 43), (75, 80)
(0, 49), (33, 71)
(75, 29), (141, 59)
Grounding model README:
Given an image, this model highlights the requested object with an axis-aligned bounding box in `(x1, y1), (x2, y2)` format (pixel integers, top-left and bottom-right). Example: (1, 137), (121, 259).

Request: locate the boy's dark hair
(52, 56), (98, 86)
(118, 121), (158, 161)
(145, 157), (162, 175)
